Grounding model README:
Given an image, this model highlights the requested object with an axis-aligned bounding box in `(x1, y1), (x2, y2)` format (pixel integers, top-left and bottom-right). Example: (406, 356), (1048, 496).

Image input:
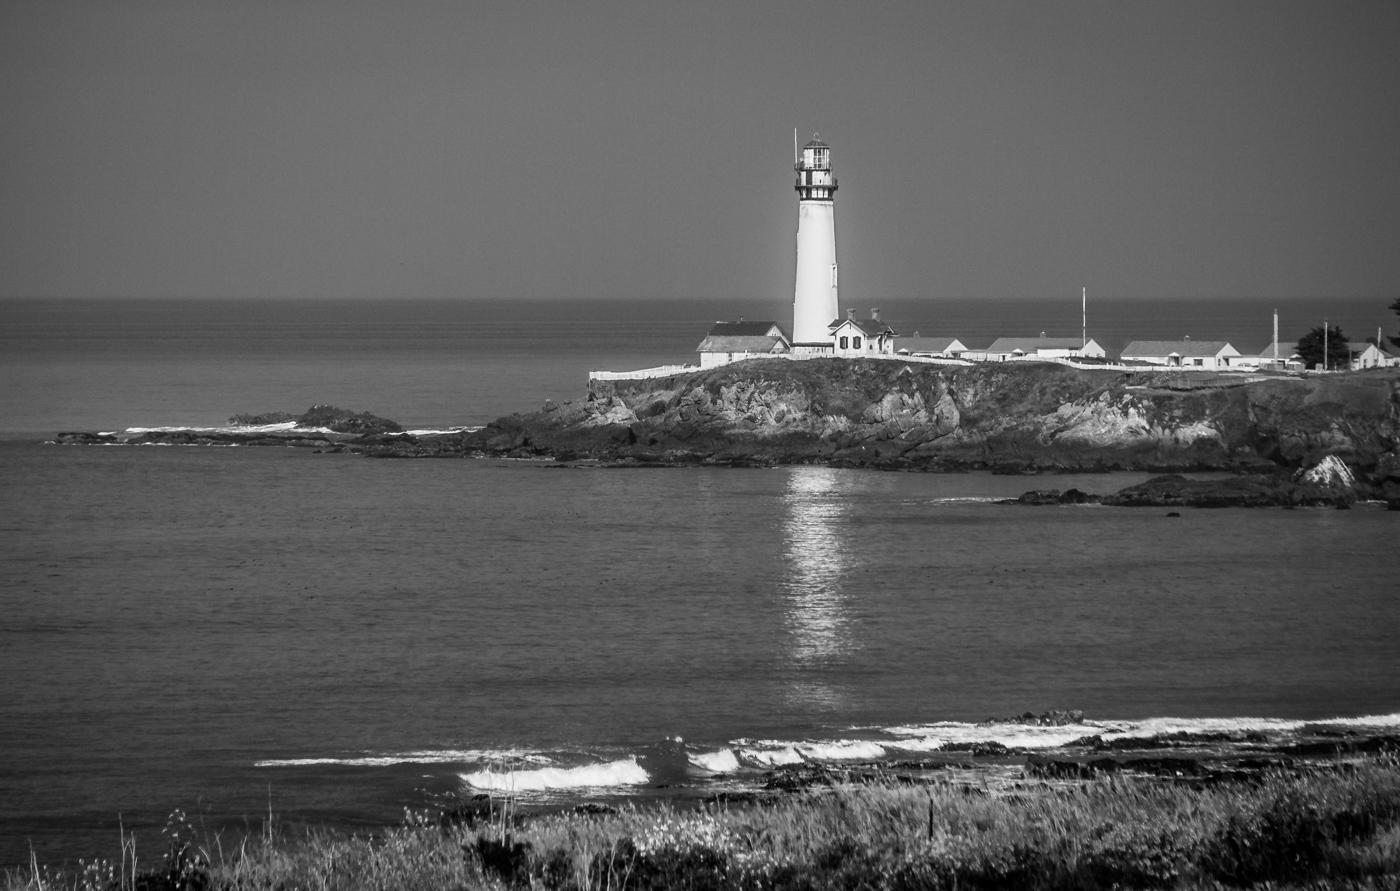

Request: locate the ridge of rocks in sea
(50, 362), (1400, 505)
(228, 403), (402, 434)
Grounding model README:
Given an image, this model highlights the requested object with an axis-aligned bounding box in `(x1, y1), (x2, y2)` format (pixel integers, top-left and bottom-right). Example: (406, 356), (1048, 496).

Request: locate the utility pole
(1323, 318), (1328, 372)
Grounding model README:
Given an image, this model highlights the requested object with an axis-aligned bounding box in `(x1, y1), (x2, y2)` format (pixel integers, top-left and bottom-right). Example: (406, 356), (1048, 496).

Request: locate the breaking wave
(461, 758), (649, 791)
(688, 749), (740, 773)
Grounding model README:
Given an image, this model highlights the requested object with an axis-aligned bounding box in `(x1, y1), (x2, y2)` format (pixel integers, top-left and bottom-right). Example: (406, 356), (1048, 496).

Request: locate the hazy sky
(2, 1), (1397, 301)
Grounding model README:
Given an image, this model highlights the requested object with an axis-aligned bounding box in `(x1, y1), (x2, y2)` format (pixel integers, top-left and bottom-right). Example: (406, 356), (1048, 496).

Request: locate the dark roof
(896, 336), (965, 354)
(829, 318), (898, 337)
(803, 137), (829, 148)
(1121, 340), (1237, 358)
(987, 337), (1091, 353)
(696, 335), (789, 354)
(706, 320), (787, 339)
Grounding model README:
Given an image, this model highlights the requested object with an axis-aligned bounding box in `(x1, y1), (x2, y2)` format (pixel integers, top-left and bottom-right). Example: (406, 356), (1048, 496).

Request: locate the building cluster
(617, 135), (1399, 383)
(695, 318), (1399, 372)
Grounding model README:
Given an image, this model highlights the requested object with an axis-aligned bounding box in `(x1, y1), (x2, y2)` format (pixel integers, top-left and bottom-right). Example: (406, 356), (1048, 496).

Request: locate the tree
(1295, 324), (1349, 370)
(1389, 297), (1400, 350)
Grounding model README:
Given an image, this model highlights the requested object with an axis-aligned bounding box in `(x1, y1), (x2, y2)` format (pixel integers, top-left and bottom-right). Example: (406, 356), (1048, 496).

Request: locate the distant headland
(54, 361), (1400, 508)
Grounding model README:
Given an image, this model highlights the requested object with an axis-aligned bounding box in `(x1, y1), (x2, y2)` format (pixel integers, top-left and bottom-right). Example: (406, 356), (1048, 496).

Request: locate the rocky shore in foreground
(12, 728), (1400, 890)
(53, 362), (1400, 506)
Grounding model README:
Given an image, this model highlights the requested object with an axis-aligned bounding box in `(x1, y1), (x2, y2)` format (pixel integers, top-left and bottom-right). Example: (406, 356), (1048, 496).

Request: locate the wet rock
(1009, 488), (1100, 505)
(1101, 473), (1353, 508)
(937, 741), (1012, 757)
(985, 710), (1085, 726)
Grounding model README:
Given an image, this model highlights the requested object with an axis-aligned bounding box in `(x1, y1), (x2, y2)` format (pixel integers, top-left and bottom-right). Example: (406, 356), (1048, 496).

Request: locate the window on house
(839, 336), (848, 349)
(853, 336), (862, 349)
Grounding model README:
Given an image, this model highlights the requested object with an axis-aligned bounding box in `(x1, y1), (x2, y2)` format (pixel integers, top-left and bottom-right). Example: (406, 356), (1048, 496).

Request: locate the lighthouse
(792, 134), (839, 353)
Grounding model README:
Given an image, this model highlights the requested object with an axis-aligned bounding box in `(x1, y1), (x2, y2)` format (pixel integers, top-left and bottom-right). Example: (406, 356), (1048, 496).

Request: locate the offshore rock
(986, 709), (1086, 727)
(230, 404), (402, 434)
(1100, 474), (1355, 508)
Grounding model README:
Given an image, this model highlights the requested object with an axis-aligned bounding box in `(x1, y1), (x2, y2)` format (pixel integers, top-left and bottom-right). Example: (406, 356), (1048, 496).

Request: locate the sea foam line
(256, 749), (553, 768)
(461, 758), (649, 791)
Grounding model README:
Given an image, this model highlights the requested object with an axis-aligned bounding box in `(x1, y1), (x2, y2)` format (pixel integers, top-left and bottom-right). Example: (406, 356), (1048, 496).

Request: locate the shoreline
(10, 745), (1400, 889)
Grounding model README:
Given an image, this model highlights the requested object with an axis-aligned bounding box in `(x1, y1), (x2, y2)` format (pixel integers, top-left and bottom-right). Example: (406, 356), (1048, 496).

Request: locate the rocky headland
(52, 362), (1400, 505)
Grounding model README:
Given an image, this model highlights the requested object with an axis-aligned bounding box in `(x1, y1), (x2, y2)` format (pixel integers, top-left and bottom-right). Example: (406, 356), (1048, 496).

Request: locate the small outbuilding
(1120, 339), (1241, 369)
(984, 335), (1106, 361)
(895, 335), (969, 358)
(696, 321), (791, 368)
(1350, 342), (1399, 370)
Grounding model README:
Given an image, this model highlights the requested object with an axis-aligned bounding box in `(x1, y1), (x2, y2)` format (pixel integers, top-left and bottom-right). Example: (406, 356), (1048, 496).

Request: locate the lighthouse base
(791, 343), (834, 356)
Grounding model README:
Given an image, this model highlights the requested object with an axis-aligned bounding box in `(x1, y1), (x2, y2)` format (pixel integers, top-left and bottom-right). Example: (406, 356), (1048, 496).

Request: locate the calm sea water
(1, 297), (1397, 867)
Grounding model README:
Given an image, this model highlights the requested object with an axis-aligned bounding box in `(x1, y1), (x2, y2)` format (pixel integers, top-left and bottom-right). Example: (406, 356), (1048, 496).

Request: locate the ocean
(1, 296), (1397, 868)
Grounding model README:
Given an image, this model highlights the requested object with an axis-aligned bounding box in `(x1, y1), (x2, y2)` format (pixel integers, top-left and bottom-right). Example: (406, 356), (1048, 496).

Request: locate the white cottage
(895, 335), (969, 358)
(984, 336), (1106, 361)
(695, 321), (791, 368)
(827, 309), (897, 357)
(1120, 339), (1241, 369)
(1350, 342), (1399, 370)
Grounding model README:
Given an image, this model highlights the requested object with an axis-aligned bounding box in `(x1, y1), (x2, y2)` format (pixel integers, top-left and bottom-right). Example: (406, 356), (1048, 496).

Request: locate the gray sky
(2, 1), (1397, 301)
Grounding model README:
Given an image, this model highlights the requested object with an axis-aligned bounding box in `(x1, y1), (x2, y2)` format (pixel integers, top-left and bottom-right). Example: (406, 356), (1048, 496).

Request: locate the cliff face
(456, 360), (1400, 480)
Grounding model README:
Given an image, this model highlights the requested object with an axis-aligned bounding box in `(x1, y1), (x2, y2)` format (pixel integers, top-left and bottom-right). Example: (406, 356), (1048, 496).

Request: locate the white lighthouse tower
(792, 134), (839, 353)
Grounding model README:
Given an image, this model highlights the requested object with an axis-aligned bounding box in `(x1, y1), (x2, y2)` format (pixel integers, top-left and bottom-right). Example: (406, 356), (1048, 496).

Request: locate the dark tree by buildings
(1295, 324), (1350, 370)
(1389, 298), (1400, 349)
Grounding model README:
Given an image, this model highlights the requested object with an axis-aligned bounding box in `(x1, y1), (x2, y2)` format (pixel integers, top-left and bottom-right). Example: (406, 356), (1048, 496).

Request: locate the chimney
(1040, 331), (1046, 339)
(846, 308), (855, 320)
(871, 308), (881, 321)
(1185, 335), (1191, 342)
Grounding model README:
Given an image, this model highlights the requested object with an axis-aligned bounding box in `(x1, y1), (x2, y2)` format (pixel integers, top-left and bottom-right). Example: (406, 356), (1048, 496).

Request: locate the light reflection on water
(781, 466), (859, 667)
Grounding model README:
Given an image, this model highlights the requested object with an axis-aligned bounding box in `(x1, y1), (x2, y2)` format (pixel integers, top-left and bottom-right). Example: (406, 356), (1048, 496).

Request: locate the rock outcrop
(230, 404), (402, 434)
(432, 361), (1400, 481)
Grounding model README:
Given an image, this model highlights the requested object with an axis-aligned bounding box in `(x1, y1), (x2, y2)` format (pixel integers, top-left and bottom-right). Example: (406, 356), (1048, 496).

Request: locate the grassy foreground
(8, 760), (1400, 891)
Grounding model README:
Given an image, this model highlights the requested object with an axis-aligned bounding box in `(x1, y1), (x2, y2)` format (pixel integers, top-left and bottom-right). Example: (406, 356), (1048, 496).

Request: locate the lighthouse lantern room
(791, 134), (839, 352)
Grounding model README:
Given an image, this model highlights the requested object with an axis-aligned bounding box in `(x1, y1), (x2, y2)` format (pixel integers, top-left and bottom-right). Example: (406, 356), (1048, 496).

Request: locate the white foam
(741, 739), (885, 762)
(1319, 713), (1400, 728)
(883, 721), (1109, 750)
(738, 746), (804, 766)
(122, 423), (337, 436)
(461, 758), (649, 791)
(799, 740), (886, 760)
(688, 749), (740, 773)
(404, 426), (483, 436)
(881, 713), (1400, 751)
(256, 749), (551, 768)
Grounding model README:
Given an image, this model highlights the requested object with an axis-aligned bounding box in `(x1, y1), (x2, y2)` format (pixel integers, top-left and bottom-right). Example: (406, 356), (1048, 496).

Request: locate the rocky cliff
(439, 361), (1400, 487)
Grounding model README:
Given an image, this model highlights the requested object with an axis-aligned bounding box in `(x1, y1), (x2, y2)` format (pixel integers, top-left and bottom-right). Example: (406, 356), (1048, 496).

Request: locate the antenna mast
(793, 128), (798, 166)
(1081, 287), (1086, 348)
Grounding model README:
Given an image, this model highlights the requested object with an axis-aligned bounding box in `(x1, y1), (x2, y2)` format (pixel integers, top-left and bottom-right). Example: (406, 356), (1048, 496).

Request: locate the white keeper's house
(983, 335), (1106, 362)
(828, 308), (898, 357)
(1120, 339), (1241, 369)
(696, 321), (791, 368)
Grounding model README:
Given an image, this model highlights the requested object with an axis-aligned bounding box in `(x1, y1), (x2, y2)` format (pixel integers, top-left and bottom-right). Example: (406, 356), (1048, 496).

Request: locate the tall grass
(8, 761), (1400, 890)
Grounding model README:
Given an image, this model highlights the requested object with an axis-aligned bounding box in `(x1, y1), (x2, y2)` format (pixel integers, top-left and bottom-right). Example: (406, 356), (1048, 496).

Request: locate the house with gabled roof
(1234, 342), (1301, 371)
(695, 320), (791, 368)
(1350, 342), (1399, 370)
(984, 335), (1106, 362)
(895, 335), (969, 358)
(1120, 339), (1240, 369)
(828, 308), (897, 357)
